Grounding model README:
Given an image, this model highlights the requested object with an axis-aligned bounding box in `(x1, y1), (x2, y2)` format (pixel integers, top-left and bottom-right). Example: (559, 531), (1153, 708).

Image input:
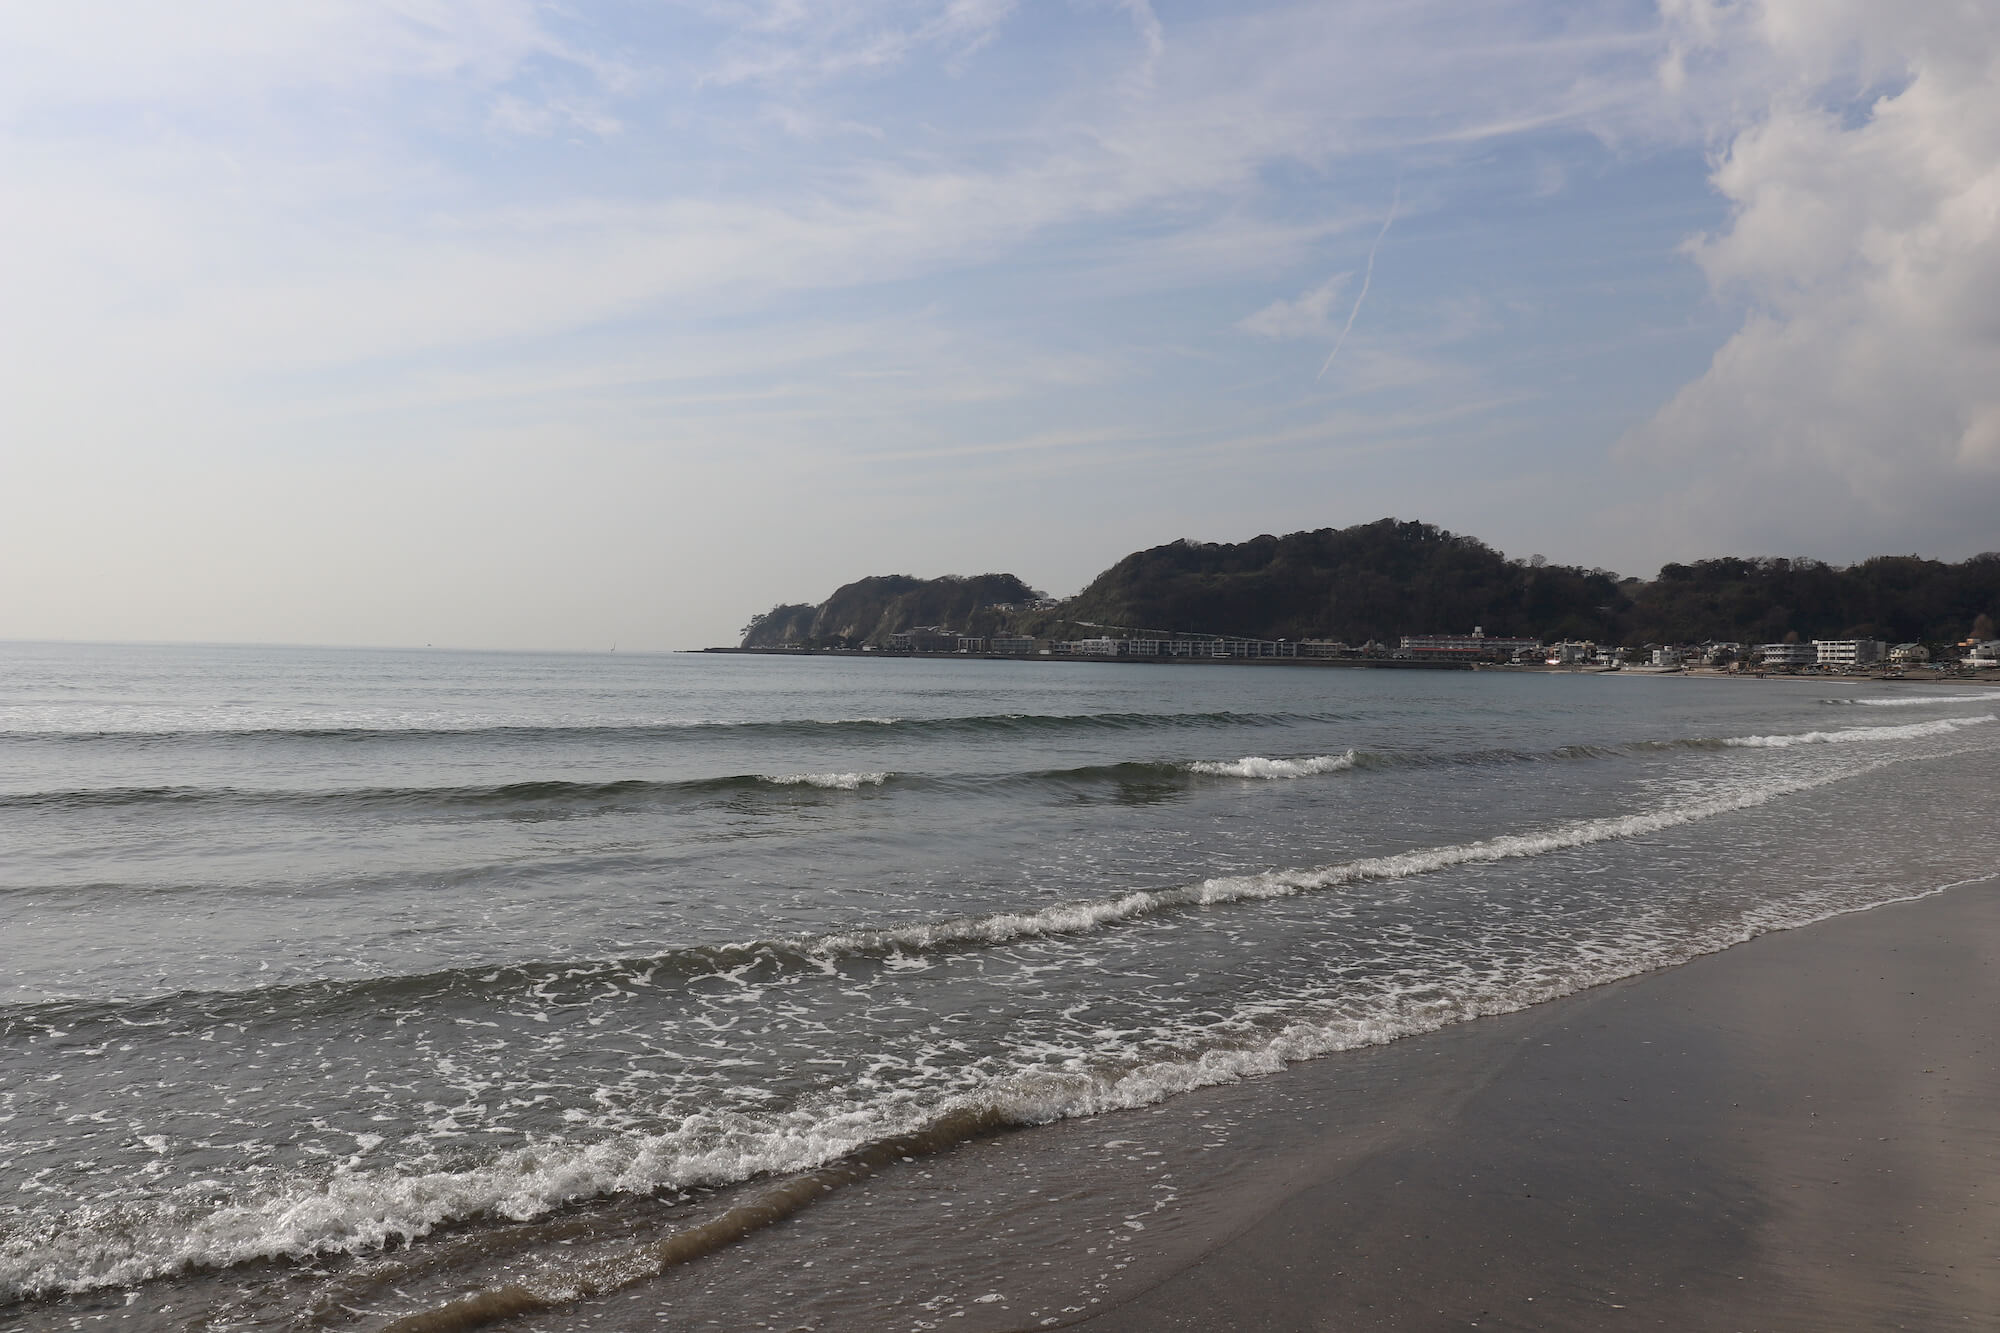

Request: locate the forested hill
(740, 519), (2000, 649)
(1619, 554), (2000, 646)
(1034, 520), (1623, 645)
(740, 573), (1042, 648)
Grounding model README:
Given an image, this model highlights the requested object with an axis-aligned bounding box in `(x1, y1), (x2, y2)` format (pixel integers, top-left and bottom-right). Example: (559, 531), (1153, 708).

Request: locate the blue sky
(4, 1), (1996, 649)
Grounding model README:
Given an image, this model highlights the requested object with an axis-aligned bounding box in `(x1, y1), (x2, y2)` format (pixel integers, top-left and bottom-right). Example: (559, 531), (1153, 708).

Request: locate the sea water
(2, 642), (1996, 1329)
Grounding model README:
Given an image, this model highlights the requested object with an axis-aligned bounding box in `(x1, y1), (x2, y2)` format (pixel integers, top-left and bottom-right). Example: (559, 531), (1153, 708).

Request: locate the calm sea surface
(3, 642), (1997, 1329)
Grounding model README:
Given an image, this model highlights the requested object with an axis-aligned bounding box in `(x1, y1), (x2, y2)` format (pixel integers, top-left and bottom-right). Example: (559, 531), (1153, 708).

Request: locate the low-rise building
(1548, 641), (1595, 666)
(1651, 647), (1683, 667)
(989, 636), (1037, 654)
(890, 627), (960, 652)
(1401, 628), (1542, 660)
(1814, 639), (1887, 668)
(1964, 640), (2000, 668)
(1889, 643), (1930, 664)
(1760, 642), (1816, 667)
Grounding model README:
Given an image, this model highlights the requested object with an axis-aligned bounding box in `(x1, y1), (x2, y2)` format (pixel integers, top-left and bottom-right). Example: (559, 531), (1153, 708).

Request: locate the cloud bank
(1622, 0), (2000, 561)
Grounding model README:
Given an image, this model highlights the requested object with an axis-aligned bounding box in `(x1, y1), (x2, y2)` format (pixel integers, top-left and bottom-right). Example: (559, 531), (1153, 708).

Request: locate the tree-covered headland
(740, 519), (2000, 652)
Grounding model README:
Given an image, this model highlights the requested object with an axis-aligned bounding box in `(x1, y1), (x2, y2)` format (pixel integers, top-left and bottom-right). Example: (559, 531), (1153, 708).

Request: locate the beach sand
(509, 883), (1998, 1333)
(1065, 883), (2000, 1332)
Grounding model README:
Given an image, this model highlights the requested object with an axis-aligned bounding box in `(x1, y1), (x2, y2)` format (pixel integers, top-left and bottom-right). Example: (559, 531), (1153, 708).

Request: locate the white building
(1651, 647), (1683, 667)
(1760, 643), (1816, 667)
(1965, 640), (2000, 668)
(1889, 643), (1930, 664)
(1402, 628), (1542, 660)
(1813, 639), (1887, 668)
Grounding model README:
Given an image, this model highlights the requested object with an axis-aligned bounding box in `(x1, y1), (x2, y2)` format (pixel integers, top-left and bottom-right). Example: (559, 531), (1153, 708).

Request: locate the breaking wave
(1723, 715), (1993, 747)
(1185, 752), (1359, 779)
(760, 771), (889, 790)
(1818, 694), (1992, 707)
(9, 719), (1983, 821)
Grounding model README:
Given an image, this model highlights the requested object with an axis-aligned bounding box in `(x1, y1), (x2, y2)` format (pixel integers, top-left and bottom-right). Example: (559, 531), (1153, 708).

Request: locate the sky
(2, 0), (1996, 651)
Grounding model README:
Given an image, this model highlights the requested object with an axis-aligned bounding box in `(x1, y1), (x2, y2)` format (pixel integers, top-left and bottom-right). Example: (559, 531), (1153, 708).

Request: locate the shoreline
(508, 878), (2000, 1332)
(699, 646), (1999, 685)
(1062, 880), (2000, 1332)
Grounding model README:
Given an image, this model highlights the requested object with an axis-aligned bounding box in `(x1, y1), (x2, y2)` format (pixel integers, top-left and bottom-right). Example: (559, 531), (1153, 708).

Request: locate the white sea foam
(1820, 694), (1993, 707)
(760, 771), (890, 790)
(1724, 715), (1993, 747)
(13, 853), (1988, 1305)
(10, 724), (1992, 1303)
(1186, 752), (1357, 780)
(811, 762), (1879, 958)
(1012, 871), (1999, 1123)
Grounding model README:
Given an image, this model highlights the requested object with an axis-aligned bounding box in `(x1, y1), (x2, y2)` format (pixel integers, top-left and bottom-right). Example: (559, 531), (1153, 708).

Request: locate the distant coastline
(736, 518), (2000, 670)
(702, 645), (1478, 670)
(699, 645), (1998, 686)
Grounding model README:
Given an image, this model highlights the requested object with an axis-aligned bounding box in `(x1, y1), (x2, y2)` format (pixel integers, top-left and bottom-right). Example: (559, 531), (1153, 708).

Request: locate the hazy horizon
(6, 2), (1997, 651)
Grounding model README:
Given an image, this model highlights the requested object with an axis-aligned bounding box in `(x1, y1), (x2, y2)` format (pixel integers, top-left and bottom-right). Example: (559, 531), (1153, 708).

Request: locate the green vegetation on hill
(1029, 520), (1623, 645)
(740, 573), (1042, 648)
(1620, 555), (2000, 646)
(741, 519), (2000, 650)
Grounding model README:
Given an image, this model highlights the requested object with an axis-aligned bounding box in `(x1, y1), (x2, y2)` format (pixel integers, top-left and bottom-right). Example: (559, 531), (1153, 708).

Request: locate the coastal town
(720, 624), (2000, 677)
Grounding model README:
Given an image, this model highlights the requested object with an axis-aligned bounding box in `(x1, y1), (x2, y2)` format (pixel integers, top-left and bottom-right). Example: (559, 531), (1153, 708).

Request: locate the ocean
(3, 641), (1997, 1331)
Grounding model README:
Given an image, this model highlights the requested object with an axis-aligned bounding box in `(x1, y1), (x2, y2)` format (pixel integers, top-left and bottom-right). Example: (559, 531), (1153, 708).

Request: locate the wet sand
(1067, 883), (2000, 1332)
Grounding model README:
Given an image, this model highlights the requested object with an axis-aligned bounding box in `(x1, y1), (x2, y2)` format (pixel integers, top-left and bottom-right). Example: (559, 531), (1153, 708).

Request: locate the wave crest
(1185, 752), (1358, 780)
(760, 772), (889, 790)
(1724, 715), (1993, 747)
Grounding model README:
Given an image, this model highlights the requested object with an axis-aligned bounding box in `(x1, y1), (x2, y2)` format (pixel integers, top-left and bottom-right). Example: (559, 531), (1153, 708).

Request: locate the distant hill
(1027, 519), (1623, 645)
(740, 573), (1043, 648)
(741, 519), (2000, 649)
(1619, 554), (2000, 646)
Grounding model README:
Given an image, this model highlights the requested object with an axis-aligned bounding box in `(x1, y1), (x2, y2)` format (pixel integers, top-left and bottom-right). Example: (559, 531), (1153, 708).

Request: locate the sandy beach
(1064, 883), (2000, 1332)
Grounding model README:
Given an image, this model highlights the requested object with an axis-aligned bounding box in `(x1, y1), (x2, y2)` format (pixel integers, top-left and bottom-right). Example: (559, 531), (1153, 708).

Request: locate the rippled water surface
(3, 642), (1996, 1329)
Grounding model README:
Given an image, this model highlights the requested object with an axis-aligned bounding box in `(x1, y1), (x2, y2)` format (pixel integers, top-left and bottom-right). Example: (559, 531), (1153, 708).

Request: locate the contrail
(1317, 183), (1400, 381)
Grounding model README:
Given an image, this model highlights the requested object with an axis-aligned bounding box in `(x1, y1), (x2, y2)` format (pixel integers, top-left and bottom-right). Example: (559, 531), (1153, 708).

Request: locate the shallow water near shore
(3, 642), (1996, 1330)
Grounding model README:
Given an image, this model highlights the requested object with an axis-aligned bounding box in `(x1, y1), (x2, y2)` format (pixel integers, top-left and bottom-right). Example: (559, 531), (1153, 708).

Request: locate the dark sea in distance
(3, 641), (1997, 1330)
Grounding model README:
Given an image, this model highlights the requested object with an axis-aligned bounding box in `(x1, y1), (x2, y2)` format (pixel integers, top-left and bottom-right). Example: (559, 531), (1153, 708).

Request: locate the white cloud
(1238, 275), (1350, 339)
(1620, 0), (2000, 562)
